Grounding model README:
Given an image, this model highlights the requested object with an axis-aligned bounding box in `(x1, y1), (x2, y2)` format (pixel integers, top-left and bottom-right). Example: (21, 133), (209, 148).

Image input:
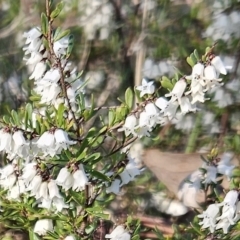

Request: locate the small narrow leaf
(125, 87), (134, 109)
(50, 2), (64, 19)
(41, 13), (48, 36)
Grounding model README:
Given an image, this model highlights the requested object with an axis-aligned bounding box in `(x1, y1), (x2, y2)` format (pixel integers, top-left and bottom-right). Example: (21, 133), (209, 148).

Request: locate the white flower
(37, 131), (55, 149)
(64, 235), (75, 240)
(21, 162), (37, 185)
(72, 164), (88, 192)
(135, 111), (151, 138)
(165, 79), (187, 104)
(106, 179), (121, 195)
(29, 62), (46, 80)
(54, 129), (76, 151)
(177, 170), (202, 209)
(27, 175), (43, 197)
(105, 225), (131, 240)
(218, 190), (239, 210)
(53, 37), (69, 57)
(23, 27), (42, 45)
(217, 152), (235, 179)
(0, 129), (12, 152)
(163, 101), (179, 120)
(7, 179), (26, 200)
(190, 62), (204, 81)
(211, 56), (227, 75)
(179, 96), (196, 114)
(0, 173), (16, 190)
(144, 103), (161, 128)
(203, 165), (218, 184)
(155, 97), (168, 112)
(48, 179), (62, 199)
(202, 65), (223, 91)
(36, 182), (49, 200)
(136, 78), (155, 97)
(52, 197), (69, 212)
(0, 164), (15, 178)
(34, 219), (53, 236)
(56, 167), (74, 191)
(118, 115), (137, 137)
(198, 203), (220, 233)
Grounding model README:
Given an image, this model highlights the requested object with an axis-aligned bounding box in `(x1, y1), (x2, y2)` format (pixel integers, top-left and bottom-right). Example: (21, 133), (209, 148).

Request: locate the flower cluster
(198, 190), (240, 234)
(0, 127), (76, 161)
(106, 157), (141, 195)
(23, 27), (84, 113)
(178, 153), (235, 209)
(119, 54), (227, 139)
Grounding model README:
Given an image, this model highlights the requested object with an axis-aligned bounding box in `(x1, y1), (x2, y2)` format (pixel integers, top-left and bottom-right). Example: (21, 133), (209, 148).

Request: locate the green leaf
(108, 110), (116, 126)
(54, 29), (70, 42)
(125, 87), (134, 109)
(160, 76), (173, 90)
(186, 56), (194, 67)
(50, 2), (64, 19)
(66, 35), (74, 58)
(11, 110), (20, 126)
(29, 229), (41, 240)
(89, 170), (110, 182)
(57, 103), (65, 127)
(194, 49), (200, 61)
(41, 13), (48, 36)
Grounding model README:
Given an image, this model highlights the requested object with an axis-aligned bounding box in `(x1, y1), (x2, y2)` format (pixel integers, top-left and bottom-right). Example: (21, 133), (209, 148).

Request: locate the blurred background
(0, 0), (240, 238)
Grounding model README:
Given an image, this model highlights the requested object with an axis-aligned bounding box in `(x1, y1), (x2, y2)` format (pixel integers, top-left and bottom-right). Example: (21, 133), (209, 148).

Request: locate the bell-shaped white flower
(0, 173), (17, 190)
(217, 152), (234, 179)
(37, 131), (55, 149)
(163, 101), (179, 120)
(203, 64), (219, 80)
(218, 190), (239, 210)
(105, 225), (131, 240)
(72, 164), (88, 192)
(25, 52), (43, 65)
(34, 219), (53, 236)
(0, 164), (15, 178)
(53, 37), (69, 57)
(36, 181), (49, 200)
(135, 111), (151, 138)
(0, 129), (12, 152)
(118, 115), (137, 137)
(106, 179), (121, 195)
(144, 103), (161, 128)
(21, 162), (38, 186)
(177, 170), (202, 209)
(155, 97), (168, 112)
(211, 56), (227, 75)
(48, 179), (62, 199)
(29, 62), (46, 80)
(54, 129), (76, 151)
(203, 165), (218, 184)
(56, 167), (74, 191)
(198, 203), (220, 233)
(12, 130), (29, 154)
(52, 196), (69, 212)
(165, 79), (187, 104)
(179, 96), (196, 114)
(42, 68), (61, 83)
(191, 62), (204, 80)
(7, 179), (26, 200)
(27, 175), (43, 197)
(23, 27), (42, 45)
(136, 78), (155, 97)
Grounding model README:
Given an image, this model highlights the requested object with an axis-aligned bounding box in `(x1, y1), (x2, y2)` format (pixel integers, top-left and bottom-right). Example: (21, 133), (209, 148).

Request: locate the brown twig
(45, 0), (80, 137)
